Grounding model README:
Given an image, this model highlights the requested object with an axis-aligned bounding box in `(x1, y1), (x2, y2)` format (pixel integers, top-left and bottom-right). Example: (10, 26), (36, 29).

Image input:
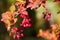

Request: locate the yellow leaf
(16, 0), (23, 2)
(55, 14), (60, 25)
(9, 4), (15, 12)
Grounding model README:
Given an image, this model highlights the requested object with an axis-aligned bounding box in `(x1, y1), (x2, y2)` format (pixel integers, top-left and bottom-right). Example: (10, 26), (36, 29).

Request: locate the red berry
(20, 18), (32, 28)
(48, 12), (51, 16)
(15, 28), (19, 32)
(13, 35), (17, 39)
(17, 34), (21, 39)
(20, 33), (24, 37)
(47, 15), (51, 18)
(20, 30), (24, 32)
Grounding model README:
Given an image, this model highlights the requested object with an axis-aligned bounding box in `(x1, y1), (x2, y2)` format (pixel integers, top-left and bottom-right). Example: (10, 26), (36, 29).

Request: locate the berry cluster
(20, 18), (32, 28)
(1, 0), (47, 40)
(15, 0), (32, 28)
(27, 0), (41, 9)
(41, 0), (46, 7)
(27, 0), (46, 9)
(43, 11), (51, 21)
(9, 27), (24, 39)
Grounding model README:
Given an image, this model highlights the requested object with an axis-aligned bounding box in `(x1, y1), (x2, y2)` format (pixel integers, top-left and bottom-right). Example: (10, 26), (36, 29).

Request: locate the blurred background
(0, 0), (60, 40)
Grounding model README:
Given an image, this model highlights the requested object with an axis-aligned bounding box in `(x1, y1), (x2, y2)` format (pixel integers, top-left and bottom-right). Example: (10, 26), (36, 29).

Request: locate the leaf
(9, 4), (15, 12)
(17, 0), (23, 2)
(54, 14), (60, 25)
